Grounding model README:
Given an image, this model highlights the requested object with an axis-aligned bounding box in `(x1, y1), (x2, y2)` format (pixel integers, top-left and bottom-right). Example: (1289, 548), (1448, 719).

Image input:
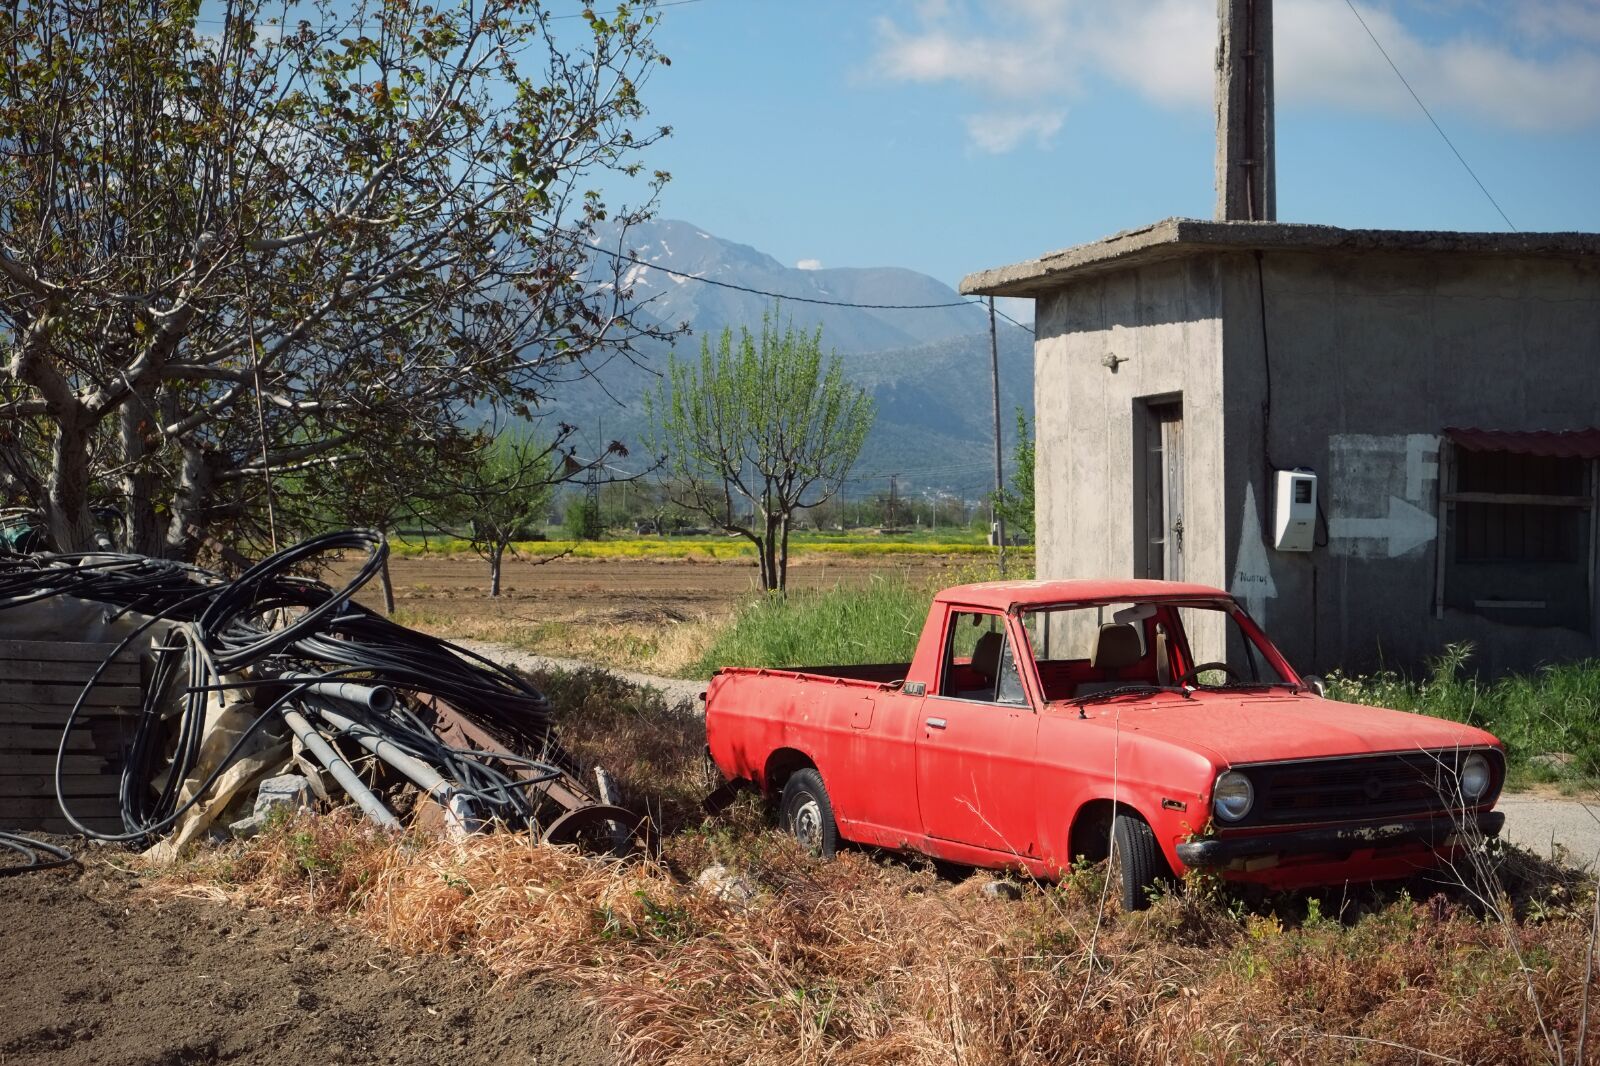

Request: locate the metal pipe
(280, 706), (400, 829)
(280, 671), (396, 713)
(311, 701), (452, 801)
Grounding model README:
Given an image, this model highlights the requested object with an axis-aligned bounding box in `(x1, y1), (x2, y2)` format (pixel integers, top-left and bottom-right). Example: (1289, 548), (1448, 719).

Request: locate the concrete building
(961, 219), (1600, 675)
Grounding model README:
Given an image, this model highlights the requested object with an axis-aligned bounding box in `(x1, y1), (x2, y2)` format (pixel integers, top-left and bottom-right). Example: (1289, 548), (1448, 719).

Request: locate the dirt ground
(344, 553), (956, 671)
(0, 858), (613, 1066)
(362, 552), (948, 621)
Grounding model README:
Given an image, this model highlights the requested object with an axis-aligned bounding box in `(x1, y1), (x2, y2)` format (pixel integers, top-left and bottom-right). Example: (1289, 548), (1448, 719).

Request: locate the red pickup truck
(705, 579), (1505, 909)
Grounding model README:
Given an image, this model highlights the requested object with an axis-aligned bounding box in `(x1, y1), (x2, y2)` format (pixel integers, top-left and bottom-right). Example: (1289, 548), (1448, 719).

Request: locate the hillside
(534, 219), (1034, 499)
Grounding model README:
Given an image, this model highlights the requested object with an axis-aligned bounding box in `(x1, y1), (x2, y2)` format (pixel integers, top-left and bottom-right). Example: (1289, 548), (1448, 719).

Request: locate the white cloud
(1512, 1), (1600, 46)
(964, 109), (1065, 153)
(795, 258), (824, 270)
(869, 0), (1600, 151)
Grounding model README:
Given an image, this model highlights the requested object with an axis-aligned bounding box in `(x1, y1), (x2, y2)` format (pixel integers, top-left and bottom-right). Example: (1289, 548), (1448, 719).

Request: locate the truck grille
(1243, 750), (1499, 827)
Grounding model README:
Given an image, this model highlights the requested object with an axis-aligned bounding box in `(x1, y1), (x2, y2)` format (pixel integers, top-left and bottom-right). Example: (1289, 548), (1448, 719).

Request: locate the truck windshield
(1020, 600), (1295, 703)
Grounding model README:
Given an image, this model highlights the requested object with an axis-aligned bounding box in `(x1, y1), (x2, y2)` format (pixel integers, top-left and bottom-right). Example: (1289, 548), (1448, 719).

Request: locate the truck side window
(941, 611), (1028, 705)
(995, 639), (1028, 706)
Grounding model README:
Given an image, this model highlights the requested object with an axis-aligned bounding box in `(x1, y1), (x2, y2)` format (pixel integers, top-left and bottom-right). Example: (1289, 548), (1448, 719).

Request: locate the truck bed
(717, 662), (909, 687)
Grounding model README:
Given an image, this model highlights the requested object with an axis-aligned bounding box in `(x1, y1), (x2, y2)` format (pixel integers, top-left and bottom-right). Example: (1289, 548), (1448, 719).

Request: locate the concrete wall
(1034, 258), (1228, 591)
(1032, 247), (1600, 677)
(1219, 249), (1600, 675)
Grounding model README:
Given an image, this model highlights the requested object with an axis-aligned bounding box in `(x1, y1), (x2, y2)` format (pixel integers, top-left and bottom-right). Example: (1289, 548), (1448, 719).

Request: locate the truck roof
(935, 578), (1233, 611)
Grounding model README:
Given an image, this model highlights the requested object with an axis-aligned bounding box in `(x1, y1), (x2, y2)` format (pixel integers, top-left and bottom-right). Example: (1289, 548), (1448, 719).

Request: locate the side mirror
(1301, 674), (1327, 697)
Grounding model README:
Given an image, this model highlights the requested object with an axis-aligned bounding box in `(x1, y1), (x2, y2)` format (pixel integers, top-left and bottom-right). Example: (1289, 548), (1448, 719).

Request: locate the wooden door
(1139, 401), (1184, 580)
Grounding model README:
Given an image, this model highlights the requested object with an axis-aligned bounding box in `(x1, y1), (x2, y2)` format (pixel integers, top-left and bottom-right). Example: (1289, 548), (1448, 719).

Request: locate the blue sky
(626, 0), (1600, 292)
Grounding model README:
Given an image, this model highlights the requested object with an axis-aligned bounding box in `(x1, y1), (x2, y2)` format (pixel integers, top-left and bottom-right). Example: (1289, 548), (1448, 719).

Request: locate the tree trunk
(164, 443), (213, 561)
(777, 512), (791, 592)
(489, 545), (504, 597)
(45, 415), (96, 552)
(119, 401), (161, 555)
(759, 512), (780, 592)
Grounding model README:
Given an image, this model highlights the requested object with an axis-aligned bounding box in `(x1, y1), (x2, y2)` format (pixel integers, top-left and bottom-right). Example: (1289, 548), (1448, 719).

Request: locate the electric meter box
(1272, 469), (1317, 552)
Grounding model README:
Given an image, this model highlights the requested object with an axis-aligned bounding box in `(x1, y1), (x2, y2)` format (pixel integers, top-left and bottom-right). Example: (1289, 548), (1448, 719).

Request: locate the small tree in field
(649, 312), (874, 592)
(437, 427), (618, 597)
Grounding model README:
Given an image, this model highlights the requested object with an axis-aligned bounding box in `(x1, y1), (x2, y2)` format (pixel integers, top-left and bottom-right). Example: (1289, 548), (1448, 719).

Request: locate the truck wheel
(779, 769), (839, 858)
(1111, 813), (1172, 912)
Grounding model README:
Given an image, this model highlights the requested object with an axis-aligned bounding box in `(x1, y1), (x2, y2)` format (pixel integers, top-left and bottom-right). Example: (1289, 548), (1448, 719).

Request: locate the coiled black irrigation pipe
(0, 831), (75, 876)
(0, 530), (570, 864)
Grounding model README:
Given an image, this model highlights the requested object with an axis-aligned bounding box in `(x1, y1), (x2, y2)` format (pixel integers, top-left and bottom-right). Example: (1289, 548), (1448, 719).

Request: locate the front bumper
(1176, 810), (1505, 867)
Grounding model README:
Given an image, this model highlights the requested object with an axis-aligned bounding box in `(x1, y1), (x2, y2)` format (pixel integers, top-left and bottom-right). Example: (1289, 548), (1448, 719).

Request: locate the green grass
(1326, 642), (1600, 787)
(686, 574), (936, 679)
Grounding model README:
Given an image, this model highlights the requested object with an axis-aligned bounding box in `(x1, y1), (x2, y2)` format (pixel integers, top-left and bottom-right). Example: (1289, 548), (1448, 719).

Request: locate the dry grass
(390, 606), (718, 676)
(162, 814), (1600, 1066)
(150, 667), (1600, 1065)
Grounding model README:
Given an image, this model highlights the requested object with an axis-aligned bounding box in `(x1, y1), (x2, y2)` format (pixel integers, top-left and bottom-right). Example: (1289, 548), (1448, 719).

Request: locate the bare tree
(648, 311), (874, 592)
(0, 0), (675, 557)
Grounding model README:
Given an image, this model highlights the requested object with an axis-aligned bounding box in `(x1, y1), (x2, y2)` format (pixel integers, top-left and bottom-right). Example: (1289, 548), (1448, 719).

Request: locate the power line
(593, 244), (1037, 334)
(596, 245), (972, 311)
(1341, 0), (1516, 232)
(990, 304), (1034, 335)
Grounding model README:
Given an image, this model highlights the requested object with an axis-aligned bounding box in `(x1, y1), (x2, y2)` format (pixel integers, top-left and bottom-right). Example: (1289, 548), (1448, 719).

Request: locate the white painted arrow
(1329, 495), (1437, 558)
(1231, 483), (1277, 623)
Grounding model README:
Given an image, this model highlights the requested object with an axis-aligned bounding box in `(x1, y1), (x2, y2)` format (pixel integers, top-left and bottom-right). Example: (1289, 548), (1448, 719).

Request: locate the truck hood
(1078, 692), (1500, 766)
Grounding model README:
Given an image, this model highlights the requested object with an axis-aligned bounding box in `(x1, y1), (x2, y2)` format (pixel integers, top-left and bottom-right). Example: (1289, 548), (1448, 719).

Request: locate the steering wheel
(1184, 661), (1242, 687)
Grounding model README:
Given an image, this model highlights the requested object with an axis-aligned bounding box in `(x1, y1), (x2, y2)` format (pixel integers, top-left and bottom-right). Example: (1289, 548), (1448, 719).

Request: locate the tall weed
(1327, 642), (1600, 784)
(688, 575), (931, 679)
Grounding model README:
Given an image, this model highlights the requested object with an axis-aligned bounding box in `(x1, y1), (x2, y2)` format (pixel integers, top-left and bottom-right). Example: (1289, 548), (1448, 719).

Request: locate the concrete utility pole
(1215, 0), (1276, 221)
(988, 297), (1007, 575)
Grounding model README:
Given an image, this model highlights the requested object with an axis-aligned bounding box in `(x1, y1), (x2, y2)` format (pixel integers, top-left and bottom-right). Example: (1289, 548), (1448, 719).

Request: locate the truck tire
(779, 768), (839, 858)
(1111, 812), (1172, 912)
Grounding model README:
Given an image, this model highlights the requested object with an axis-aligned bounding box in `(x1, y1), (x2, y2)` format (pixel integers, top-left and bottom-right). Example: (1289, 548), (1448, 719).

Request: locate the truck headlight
(1213, 771), (1254, 823)
(1459, 753), (1492, 801)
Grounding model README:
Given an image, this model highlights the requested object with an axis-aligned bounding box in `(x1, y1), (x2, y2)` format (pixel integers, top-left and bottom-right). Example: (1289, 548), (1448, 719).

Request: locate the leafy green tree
(0, 0), (672, 557)
(994, 408), (1036, 539)
(649, 310), (874, 592)
(436, 428), (582, 598)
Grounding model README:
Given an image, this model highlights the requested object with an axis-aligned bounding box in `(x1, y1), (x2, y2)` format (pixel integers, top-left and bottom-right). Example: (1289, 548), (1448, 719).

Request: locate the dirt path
(459, 640), (708, 708)
(0, 860), (612, 1066)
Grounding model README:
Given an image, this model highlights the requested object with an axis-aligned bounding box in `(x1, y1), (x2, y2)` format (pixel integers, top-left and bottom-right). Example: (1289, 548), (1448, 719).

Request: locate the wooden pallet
(0, 640), (141, 834)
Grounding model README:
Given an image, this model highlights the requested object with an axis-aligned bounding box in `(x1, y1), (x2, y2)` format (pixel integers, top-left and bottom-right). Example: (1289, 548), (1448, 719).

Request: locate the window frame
(932, 608), (1036, 709)
(1433, 440), (1599, 631)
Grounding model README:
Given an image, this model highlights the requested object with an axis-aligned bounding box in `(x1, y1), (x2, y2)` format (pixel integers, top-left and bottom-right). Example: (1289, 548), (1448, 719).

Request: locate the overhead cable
(592, 244), (1037, 335)
(1341, 0), (1517, 231)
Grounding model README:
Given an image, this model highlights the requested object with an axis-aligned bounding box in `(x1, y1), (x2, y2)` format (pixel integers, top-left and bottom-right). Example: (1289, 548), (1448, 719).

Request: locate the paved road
(1498, 793), (1600, 866)
(467, 641), (1600, 864)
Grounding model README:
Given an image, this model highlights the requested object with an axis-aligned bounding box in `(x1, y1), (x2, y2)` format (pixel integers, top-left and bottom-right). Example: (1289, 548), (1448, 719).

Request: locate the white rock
(696, 863), (757, 905)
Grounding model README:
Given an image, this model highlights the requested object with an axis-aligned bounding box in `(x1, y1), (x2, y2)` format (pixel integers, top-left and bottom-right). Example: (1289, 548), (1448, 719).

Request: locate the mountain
(534, 219), (1034, 500)
(592, 218), (996, 352)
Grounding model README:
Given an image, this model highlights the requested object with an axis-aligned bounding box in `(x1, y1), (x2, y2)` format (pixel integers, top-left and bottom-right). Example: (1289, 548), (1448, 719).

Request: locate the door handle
(925, 717), (947, 730)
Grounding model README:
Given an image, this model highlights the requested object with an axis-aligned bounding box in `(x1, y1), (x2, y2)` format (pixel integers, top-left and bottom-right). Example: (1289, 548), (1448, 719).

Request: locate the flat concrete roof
(960, 217), (1600, 298)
